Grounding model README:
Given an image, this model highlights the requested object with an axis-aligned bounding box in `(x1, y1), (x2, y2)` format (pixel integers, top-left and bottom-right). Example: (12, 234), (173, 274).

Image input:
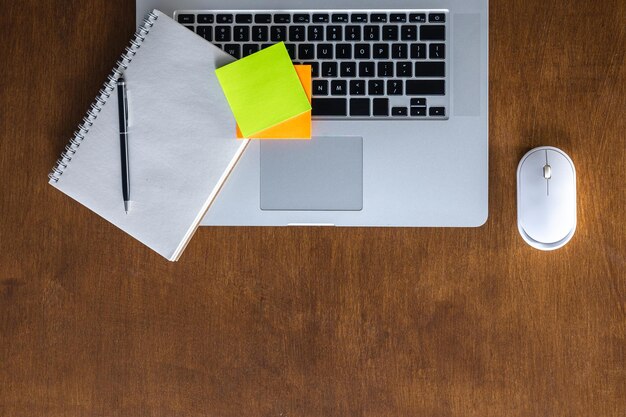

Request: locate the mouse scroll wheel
(543, 164), (552, 179)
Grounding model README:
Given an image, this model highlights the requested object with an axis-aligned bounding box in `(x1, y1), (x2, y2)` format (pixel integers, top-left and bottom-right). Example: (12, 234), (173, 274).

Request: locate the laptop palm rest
(260, 136), (363, 211)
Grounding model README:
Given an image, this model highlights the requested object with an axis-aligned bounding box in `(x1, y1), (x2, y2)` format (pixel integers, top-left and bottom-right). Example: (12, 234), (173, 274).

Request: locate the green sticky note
(215, 43), (312, 138)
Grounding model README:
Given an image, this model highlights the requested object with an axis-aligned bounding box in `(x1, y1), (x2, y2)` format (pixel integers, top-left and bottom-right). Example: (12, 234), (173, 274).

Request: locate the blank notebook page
(50, 10), (247, 261)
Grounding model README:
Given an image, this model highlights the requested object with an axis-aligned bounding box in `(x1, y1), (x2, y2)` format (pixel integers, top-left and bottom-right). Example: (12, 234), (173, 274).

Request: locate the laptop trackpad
(260, 136), (363, 211)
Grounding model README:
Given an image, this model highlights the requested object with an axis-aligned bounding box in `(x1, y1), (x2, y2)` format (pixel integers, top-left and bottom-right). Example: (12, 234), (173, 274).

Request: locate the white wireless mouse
(517, 146), (577, 250)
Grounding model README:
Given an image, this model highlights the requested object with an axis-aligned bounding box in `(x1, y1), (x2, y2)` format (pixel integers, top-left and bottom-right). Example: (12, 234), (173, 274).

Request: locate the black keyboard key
(215, 26), (231, 42)
(313, 80), (328, 95)
(373, 98), (389, 116)
(387, 80), (403, 95)
(345, 26), (361, 41)
(289, 26), (306, 42)
(235, 14), (252, 23)
(313, 13), (329, 23)
(308, 25), (324, 41)
(271, 26), (287, 42)
(336, 44), (352, 59)
(310, 62), (320, 77)
(401, 25), (418, 41)
(391, 43), (407, 59)
(392, 107), (408, 116)
(354, 44), (371, 59)
(364, 26), (380, 41)
(350, 80), (366, 95)
(377, 62), (394, 77)
(390, 13), (407, 22)
(293, 14), (310, 23)
(340, 62), (356, 77)
(368, 80), (385, 95)
(298, 44), (315, 60)
(411, 106), (426, 116)
(216, 14), (233, 23)
(317, 44), (333, 59)
(371, 13), (387, 23)
(196, 26), (212, 41)
(234, 26), (250, 42)
(350, 98), (370, 116)
(224, 44), (241, 58)
(359, 62), (375, 77)
(396, 61), (412, 77)
(429, 107), (446, 116)
(406, 80), (445, 95)
(351, 14), (368, 23)
(322, 62), (338, 77)
(373, 43), (389, 59)
(184, 25), (194, 31)
(285, 44), (296, 60)
(252, 26), (268, 41)
(410, 43), (426, 59)
(312, 98), (347, 116)
(274, 14), (291, 23)
(415, 62), (445, 77)
(242, 44), (259, 57)
(177, 14), (194, 24)
(331, 80), (347, 95)
(326, 26), (343, 41)
(420, 25), (445, 41)
(411, 98), (426, 106)
(197, 14), (214, 24)
(255, 14), (272, 23)
(261, 43), (273, 49)
(429, 13), (446, 23)
(429, 43), (445, 59)
(332, 14), (349, 23)
(409, 13), (426, 23)
(383, 26), (399, 41)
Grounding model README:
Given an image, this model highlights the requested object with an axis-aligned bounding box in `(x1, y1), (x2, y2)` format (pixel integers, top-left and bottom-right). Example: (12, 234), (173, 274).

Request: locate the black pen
(117, 77), (131, 213)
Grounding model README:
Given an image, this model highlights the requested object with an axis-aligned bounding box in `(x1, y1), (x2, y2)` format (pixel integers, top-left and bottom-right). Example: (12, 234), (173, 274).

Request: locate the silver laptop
(136, 0), (488, 227)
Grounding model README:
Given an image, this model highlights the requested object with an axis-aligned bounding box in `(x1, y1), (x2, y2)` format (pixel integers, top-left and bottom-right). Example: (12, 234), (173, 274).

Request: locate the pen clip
(124, 88), (129, 125)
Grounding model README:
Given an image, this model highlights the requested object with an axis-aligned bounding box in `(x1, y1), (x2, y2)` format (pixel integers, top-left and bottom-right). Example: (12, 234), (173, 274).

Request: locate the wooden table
(1, 1), (624, 416)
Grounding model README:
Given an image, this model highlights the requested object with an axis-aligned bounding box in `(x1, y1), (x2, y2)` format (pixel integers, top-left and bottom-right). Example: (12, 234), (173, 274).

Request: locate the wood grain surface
(1, 1), (625, 416)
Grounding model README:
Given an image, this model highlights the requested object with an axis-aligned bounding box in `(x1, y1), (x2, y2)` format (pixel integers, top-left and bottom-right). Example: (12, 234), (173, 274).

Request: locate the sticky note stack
(215, 42), (312, 139)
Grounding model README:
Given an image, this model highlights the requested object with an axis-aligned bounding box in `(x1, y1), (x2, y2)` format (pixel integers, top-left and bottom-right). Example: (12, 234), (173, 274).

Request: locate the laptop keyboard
(174, 10), (449, 120)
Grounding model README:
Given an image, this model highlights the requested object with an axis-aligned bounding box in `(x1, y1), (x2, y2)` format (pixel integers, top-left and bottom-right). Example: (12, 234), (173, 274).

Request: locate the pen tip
(124, 201), (130, 213)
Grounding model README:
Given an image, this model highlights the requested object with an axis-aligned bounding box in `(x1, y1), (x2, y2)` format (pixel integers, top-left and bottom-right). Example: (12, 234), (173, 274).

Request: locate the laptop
(136, 0), (488, 227)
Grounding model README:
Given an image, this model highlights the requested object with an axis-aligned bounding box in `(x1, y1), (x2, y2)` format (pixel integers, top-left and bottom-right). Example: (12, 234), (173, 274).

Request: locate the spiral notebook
(48, 10), (248, 261)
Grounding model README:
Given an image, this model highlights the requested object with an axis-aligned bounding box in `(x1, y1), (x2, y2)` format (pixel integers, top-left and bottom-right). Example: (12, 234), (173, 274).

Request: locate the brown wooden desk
(1, 1), (624, 416)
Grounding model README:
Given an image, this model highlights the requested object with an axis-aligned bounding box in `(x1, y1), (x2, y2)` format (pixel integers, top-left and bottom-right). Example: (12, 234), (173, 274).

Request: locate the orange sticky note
(236, 65), (311, 139)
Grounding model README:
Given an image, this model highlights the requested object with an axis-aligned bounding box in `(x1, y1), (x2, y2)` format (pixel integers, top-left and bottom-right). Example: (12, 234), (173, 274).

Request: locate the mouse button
(519, 154), (550, 243)
(522, 149), (545, 169)
(520, 150), (546, 181)
(546, 150), (576, 204)
(546, 150), (575, 183)
(543, 164), (552, 179)
(519, 150), (547, 198)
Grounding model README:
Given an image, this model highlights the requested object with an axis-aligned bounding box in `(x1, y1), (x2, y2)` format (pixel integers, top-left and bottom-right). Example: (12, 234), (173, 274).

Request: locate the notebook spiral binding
(48, 12), (159, 183)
